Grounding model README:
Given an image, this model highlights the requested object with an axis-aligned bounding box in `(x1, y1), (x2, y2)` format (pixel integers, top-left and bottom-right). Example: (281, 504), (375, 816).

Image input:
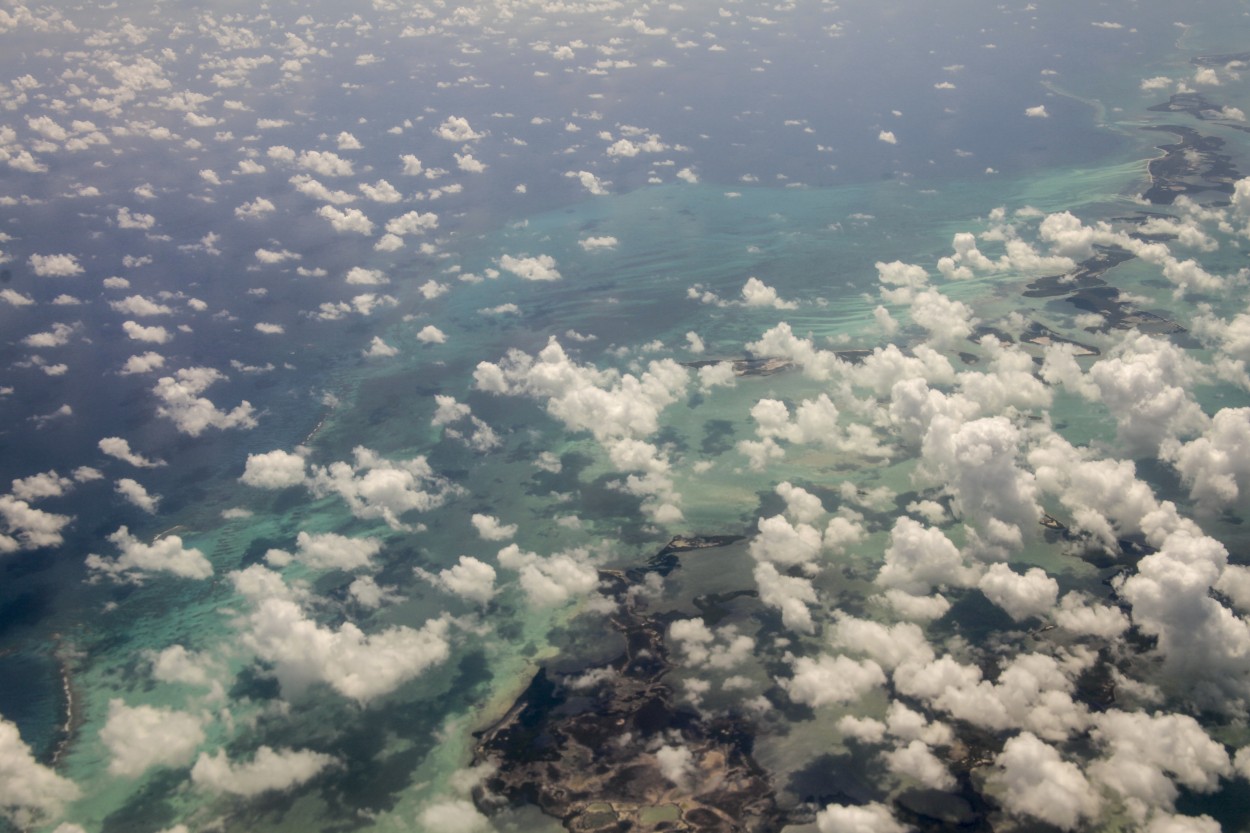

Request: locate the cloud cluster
(243, 446), (458, 530)
(85, 526), (212, 582)
(191, 746), (336, 796)
(152, 367), (257, 436)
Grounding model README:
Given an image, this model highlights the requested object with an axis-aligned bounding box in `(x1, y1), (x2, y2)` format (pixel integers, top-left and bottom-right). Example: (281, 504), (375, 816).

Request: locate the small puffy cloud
(579, 235), (618, 251)
(110, 295), (172, 316)
(306, 447), (457, 530)
(99, 700), (205, 777)
(878, 130), (898, 145)
(1089, 709), (1230, 818)
(876, 517), (975, 595)
(336, 131), (362, 150)
(740, 276), (797, 309)
(255, 322), (285, 335)
(436, 116), (483, 142)
(286, 530), (382, 572)
(312, 291), (395, 317)
(400, 154), (423, 175)
(385, 210), (438, 236)
(417, 325), (447, 344)
(23, 322), (78, 348)
(1, 288), (34, 306)
(317, 206), (374, 235)
(86, 526), (212, 582)
(1025, 105), (1049, 118)
(148, 645), (214, 688)
(10, 471), (73, 503)
(240, 596), (451, 702)
(497, 543), (600, 607)
(669, 618), (754, 670)
(1054, 592), (1130, 639)
(255, 248), (300, 264)
(499, 253), (561, 281)
(816, 802), (909, 833)
(98, 436), (164, 468)
(474, 337), (687, 442)
(895, 652), (1088, 741)
(122, 320), (172, 344)
(749, 514), (823, 567)
(297, 150), (353, 177)
(750, 557), (820, 630)
(1085, 334), (1208, 456)
(345, 267), (388, 285)
(291, 175), (356, 204)
(566, 170), (609, 195)
(1162, 407), (1250, 514)
(471, 513), (517, 541)
(235, 197), (276, 219)
(29, 254), (84, 277)
(1194, 67), (1220, 86)
(782, 654), (887, 707)
(0, 495), (72, 552)
(191, 746), (335, 796)
(831, 616), (935, 672)
(116, 207), (155, 230)
(420, 555), (497, 605)
(978, 564), (1058, 622)
(153, 367), (257, 436)
(115, 478), (160, 513)
(359, 180), (402, 202)
(991, 732), (1100, 830)
(882, 589), (951, 621)
(455, 153), (486, 173)
(240, 449), (307, 488)
(349, 575), (402, 609)
(656, 744), (695, 790)
(364, 336), (398, 357)
(0, 716), (80, 826)
(675, 167), (698, 184)
(884, 739), (956, 790)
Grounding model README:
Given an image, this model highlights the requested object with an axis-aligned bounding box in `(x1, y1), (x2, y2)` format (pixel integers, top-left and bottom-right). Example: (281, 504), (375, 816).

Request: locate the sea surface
(5, 1), (1250, 831)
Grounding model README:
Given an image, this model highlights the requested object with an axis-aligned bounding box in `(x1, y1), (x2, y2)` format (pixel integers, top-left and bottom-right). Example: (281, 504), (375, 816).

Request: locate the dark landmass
(629, 535), (746, 582)
(1147, 89), (1250, 137)
(1141, 125), (1240, 205)
(681, 357), (793, 377)
(732, 357), (793, 377)
(1149, 91), (1230, 122)
(472, 535), (784, 833)
(1022, 246), (1186, 335)
(969, 325), (1014, 345)
(1039, 513), (1066, 532)
(1039, 510), (1156, 570)
(683, 350), (870, 377)
(1067, 288), (1186, 335)
(1022, 245), (1134, 299)
(1192, 51), (1250, 68)
(1019, 321), (1100, 356)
